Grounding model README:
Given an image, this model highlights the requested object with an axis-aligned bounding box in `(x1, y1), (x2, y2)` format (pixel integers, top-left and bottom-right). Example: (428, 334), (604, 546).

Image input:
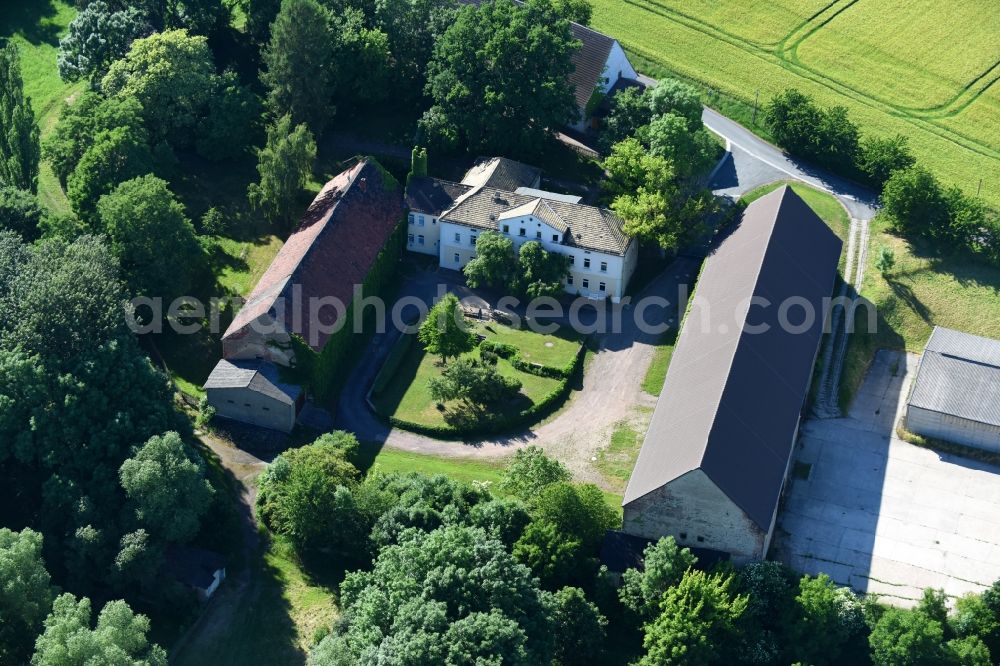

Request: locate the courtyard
(775, 350), (1000, 606)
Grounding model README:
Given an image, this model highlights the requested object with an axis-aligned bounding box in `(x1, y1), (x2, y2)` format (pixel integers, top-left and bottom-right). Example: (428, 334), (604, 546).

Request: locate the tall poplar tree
(0, 43), (41, 193)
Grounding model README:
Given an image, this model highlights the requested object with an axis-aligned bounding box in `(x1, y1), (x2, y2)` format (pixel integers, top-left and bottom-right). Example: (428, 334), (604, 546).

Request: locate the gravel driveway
(335, 257), (700, 485)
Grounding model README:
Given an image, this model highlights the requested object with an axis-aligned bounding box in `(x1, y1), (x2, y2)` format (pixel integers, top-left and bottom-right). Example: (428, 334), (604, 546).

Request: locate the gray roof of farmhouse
(204, 359), (302, 405)
(442, 186), (632, 255)
(623, 187), (842, 530)
(405, 177), (473, 215)
(908, 327), (1000, 427)
(461, 157), (542, 192)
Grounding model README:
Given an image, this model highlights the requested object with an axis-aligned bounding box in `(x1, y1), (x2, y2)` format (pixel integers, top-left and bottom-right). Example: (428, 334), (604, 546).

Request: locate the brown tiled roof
(461, 157), (542, 192)
(223, 160), (403, 351)
(405, 177), (473, 216)
(568, 21), (614, 113)
(442, 186), (631, 255)
(623, 187), (842, 529)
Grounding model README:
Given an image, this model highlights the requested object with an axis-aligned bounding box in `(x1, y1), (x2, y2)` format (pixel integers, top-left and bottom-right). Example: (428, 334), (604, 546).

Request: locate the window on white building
(503, 224), (510, 233)
(567, 275), (574, 285)
(583, 258), (591, 269)
(519, 228), (526, 236)
(417, 235), (424, 245)
(599, 282), (606, 292)
(408, 234), (414, 244)
(454, 232), (461, 242)
(582, 278), (589, 289)
(568, 256), (575, 265)
(600, 261), (607, 272)
(552, 234), (559, 242)
(408, 213), (415, 224)
(535, 230), (541, 239)
(470, 235), (477, 246)
(418, 215), (425, 226)
(454, 253), (460, 263)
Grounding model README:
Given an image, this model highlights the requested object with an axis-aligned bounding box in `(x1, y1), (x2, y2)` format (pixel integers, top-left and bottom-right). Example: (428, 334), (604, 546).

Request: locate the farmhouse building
(905, 326), (1000, 453)
(406, 157), (638, 301)
(622, 187), (841, 563)
(205, 160), (403, 432)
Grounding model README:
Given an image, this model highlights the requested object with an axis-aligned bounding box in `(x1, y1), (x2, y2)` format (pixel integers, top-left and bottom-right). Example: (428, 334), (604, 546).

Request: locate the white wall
(207, 387), (296, 432)
(222, 315), (295, 366)
(439, 219), (634, 302)
(406, 211), (440, 256)
(623, 470), (767, 564)
(906, 406), (1000, 454)
(602, 41), (638, 93)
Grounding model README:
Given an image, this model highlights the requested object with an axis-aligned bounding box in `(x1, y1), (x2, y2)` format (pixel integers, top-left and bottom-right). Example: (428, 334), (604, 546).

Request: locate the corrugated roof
(204, 359), (302, 405)
(223, 160), (403, 351)
(908, 327), (1000, 427)
(406, 177), (473, 215)
(442, 186), (631, 255)
(460, 157), (542, 192)
(623, 187), (842, 530)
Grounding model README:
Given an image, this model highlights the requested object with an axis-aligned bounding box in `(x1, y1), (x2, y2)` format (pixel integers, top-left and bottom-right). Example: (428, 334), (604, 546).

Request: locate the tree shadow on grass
(885, 277), (933, 325)
(0, 0), (60, 45)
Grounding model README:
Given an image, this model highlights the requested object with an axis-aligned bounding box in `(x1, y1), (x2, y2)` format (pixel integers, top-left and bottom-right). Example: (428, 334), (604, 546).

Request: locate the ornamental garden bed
(370, 321), (584, 438)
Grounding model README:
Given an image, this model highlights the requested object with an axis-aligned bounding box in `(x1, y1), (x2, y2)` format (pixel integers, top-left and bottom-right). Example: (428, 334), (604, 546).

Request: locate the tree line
(255, 437), (1000, 666)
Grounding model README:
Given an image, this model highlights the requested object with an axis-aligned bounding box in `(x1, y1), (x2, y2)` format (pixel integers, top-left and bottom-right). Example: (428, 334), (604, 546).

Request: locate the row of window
(566, 276), (606, 292)
(408, 234), (426, 246)
(452, 228), (609, 273)
(408, 213), (435, 227)
(500, 224), (561, 243)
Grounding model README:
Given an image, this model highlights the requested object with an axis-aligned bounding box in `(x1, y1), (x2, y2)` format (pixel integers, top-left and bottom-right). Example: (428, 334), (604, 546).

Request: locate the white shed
(906, 327), (1000, 453)
(205, 359), (302, 433)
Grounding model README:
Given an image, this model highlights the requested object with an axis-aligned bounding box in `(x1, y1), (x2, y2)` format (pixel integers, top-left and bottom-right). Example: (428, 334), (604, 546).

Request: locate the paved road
(702, 108), (878, 219)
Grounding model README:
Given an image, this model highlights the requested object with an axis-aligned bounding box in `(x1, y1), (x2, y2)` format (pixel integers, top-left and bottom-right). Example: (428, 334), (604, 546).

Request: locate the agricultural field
(591, 0), (1000, 207)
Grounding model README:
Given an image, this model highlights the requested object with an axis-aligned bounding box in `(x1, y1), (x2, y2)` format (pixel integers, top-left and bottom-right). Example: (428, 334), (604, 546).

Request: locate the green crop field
(591, 0), (1000, 207)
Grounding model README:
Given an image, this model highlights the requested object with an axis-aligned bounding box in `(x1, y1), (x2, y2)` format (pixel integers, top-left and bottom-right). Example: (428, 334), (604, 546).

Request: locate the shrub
(479, 339), (518, 358)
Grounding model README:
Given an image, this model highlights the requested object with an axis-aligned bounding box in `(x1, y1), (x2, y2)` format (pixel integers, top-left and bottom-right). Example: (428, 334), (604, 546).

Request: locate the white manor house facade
(405, 157), (638, 301)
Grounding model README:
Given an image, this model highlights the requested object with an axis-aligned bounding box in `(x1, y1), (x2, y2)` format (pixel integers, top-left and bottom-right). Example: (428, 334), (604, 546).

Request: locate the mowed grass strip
(793, 0), (1000, 110)
(589, 0), (1000, 207)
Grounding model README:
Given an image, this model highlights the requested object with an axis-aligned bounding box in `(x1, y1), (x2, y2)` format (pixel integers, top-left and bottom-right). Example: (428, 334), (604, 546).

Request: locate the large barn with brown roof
(622, 187), (842, 563)
(206, 160), (403, 432)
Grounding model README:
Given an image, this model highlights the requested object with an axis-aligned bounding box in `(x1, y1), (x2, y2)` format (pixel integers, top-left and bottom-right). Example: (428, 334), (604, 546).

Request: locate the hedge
(386, 343), (587, 439)
(478, 339), (574, 379)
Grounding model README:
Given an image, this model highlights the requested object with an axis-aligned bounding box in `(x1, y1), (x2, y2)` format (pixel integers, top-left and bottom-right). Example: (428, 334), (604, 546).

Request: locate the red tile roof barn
(223, 160), (403, 352)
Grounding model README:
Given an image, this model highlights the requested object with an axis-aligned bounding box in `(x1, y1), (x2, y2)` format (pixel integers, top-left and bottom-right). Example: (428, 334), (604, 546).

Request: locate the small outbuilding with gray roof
(622, 186), (842, 563)
(204, 359), (303, 432)
(905, 326), (1000, 453)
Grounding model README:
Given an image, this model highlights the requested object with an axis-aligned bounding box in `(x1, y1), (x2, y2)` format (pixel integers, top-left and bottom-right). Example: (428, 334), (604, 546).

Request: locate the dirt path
(170, 434), (270, 665)
(337, 258), (700, 485)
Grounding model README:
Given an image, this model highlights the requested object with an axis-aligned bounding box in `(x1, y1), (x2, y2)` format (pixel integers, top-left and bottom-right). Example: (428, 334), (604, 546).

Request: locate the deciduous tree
(420, 0), (578, 155)
(516, 240), (569, 298)
(0, 528), (52, 666)
(119, 432), (214, 544)
(428, 356), (523, 407)
(247, 115), (316, 227)
(32, 594), (167, 666)
(0, 186), (45, 241)
(619, 536), (697, 620)
(67, 126), (154, 224)
(464, 231), (518, 289)
(648, 78), (703, 131)
(498, 445), (571, 501)
(97, 175), (202, 302)
(418, 293), (475, 363)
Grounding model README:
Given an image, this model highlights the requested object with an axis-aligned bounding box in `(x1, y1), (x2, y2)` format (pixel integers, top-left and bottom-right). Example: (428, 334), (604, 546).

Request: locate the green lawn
(590, 0), (1000, 207)
(470, 320), (581, 368)
(740, 180), (851, 273)
(372, 344), (564, 429)
(840, 218), (1000, 407)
